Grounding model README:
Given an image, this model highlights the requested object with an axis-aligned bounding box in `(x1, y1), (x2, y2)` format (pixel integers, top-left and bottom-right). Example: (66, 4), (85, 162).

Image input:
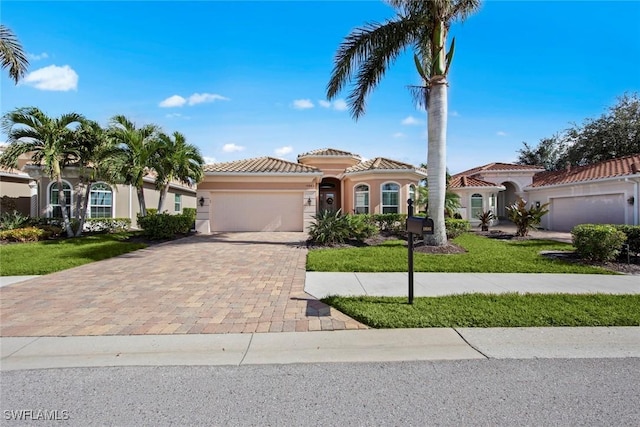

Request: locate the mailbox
(406, 216), (434, 235)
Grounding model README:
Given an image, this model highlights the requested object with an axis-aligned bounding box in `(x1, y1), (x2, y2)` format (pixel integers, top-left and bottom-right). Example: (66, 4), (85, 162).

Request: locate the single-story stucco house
(195, 148), (427, 233)
(450, 154), (640, 231)
(0, 147), (196, 227)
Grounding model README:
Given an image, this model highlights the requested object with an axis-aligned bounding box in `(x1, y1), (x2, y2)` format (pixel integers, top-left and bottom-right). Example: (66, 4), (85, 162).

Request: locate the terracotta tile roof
(345, 157), (427, 174)
(204, 156), (321, 174)
(297, 148), (361, 159)
(531, 154), (640, 187)
(456, 162), (545, 176)
(449, 175), (503, 189)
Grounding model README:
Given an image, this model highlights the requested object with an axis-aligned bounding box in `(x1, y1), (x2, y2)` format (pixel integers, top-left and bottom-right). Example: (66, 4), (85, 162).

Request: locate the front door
(319, 191), (337, 213)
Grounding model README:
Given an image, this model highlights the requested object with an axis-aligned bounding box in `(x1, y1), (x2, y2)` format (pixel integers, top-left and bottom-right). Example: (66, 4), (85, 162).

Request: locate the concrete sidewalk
(2, 327), (638, 371)
(305, 272), (640, 299)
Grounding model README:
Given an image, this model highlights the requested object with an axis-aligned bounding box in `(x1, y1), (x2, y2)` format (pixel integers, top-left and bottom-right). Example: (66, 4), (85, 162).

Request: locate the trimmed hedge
(84, 218), (131, 233)
(137, 211), (194, 239)
(613, 225), (640, 256)
(371, 213), (407, 234)
(445, 218), (471, 239)
(571, 224), (627, 262)
(0, 227), (49, 242)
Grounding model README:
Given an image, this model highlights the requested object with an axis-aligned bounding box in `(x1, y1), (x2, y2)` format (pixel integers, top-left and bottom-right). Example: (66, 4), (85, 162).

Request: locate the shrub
(571, 224), (627, 262)
(84, 218), (132, 233)
(506, 198), (550, 237)
(371, 213), (407, 234)
(347, 214), (377, 242)
(0, 227), (49, 242)
(308, 210), (351, 245)
(0, 210), (30, 230)
(613, 225), (640, 256)
(445, 218), (471, 239)
(476, 210), (495, 231)
(137, 211), (194, 239)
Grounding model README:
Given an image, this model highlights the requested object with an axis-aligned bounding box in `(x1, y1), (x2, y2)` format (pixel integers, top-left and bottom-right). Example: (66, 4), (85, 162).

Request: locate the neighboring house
(0, 150), (196, 227)
(196, 148), (427, 232)
(450, 154), (640, 231)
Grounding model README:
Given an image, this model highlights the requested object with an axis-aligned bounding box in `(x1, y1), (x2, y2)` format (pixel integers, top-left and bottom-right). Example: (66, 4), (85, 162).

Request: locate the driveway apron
(0, 232), (366, 336)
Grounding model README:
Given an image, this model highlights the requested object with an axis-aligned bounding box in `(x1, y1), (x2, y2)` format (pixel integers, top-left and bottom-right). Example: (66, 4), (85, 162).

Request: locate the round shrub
(571, 224), (627, 262)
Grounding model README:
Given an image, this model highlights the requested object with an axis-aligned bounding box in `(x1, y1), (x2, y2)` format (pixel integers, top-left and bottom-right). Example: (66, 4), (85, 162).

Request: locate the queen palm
(0, 25), (29, 84)
(327, 0), (481, 245)
(154, 131), (204, 212)
(0, 107), (84, 236)
(107, 115), (161, 217)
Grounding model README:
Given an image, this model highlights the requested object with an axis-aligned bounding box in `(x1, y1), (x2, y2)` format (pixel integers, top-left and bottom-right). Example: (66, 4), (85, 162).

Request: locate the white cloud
(203, 156), (216, 164)
(496, 131), (508, 137)
(318, 99), (348, 111)
(22, 65), (78, 91)
(188, 93), (229, 105)
(393, 132), (406, 138)
(450, 110), (460, 117)
(222, 143), (245, 153)
(292, 99), (314, 110)
(333, 99), (348, 111)
(27, 52), (49, 61)
(275, 145), (293, 156)
(159, 95), (187, 108)
(401, 115), (422, 125)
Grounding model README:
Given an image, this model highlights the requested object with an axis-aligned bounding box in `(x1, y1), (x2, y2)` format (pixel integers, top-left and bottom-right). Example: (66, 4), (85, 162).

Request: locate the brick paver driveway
(0, 232), (366, 337)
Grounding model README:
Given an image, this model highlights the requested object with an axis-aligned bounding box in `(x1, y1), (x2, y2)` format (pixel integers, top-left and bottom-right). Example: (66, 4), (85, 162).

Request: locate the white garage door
(551, 194), (625, 232)
(211, 192), (303, 232)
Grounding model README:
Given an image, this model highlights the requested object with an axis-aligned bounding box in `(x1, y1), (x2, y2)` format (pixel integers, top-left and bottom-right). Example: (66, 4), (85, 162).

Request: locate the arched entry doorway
(497, 182), (517, 218)
(319, 177), (341, 212)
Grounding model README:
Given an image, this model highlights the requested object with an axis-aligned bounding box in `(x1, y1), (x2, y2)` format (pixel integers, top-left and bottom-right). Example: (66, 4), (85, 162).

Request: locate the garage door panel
(551, 194), (625, 232)
(211, 192), (303, 232)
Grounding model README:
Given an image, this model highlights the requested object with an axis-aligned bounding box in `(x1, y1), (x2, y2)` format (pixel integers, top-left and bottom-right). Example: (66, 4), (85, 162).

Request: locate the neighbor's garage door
(551, 194), (625, 231)
(211, 192), (303, 232)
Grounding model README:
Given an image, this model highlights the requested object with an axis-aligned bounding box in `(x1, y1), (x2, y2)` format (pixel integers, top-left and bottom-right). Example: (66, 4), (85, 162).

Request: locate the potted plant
(477, 210), (495, 232)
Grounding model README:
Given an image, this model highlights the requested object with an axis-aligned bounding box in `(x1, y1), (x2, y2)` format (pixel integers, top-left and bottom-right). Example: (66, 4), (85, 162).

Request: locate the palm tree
(107, 115), (160, 217)
(326, 0), (481, 245)
(415, 185), (461, 217)
(0, 25), (29, 84)
(73, 119), (121, 236)
(154, 131), (204, 212)
(0, 107), (84, 236)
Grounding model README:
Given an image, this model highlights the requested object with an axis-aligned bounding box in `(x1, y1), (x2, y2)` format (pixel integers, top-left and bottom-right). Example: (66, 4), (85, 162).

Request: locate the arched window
(381, 183), (400, 214)
(354, 184), (369, 214)
(471, 193), (483, 219)
(89, 183), (113, 218)
(49, 181), (72, 218)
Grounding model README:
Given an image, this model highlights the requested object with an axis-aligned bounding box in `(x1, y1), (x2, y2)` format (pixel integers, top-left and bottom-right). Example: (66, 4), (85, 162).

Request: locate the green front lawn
(322, 294), (640, 328)
(0, 233), (147, 276)
(307, 233), (614, 274)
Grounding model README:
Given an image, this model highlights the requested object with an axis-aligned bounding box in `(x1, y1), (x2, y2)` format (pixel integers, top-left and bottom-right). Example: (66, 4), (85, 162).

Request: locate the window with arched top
(89, 183), (113, 218)
(354, 184), (369, 214)
(381, 183), (400, 214)
(49, 181), (72, 218)
(471, 193), (483, 219)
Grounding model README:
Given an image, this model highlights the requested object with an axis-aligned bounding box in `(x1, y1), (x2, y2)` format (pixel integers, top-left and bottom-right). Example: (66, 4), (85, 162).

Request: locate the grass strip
(0, 233), (147, 276)
(307, 233), (614, 274)
(322, 293), (640, 328)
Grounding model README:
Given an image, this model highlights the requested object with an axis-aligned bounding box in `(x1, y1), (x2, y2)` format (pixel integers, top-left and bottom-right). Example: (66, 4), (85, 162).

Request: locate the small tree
(506, 198), (549, 237)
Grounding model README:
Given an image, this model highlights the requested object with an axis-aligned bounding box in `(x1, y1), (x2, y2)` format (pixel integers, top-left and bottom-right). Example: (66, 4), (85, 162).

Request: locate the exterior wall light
(199, 196), (205, 207)
(628, 196), (635, 205)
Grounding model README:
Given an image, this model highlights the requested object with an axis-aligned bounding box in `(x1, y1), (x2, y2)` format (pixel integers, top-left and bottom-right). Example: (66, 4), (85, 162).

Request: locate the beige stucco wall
(342, 175), (421, 215)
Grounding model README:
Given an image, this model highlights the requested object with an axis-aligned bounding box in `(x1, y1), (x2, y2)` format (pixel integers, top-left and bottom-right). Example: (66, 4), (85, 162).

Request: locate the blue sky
(2, 0), (639, 174)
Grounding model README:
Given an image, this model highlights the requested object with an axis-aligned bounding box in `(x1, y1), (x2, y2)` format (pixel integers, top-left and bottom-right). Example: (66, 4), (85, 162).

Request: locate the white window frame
(174, 193), (182, 213)
(354, 184), (370, 214)
(89, 182), (114, 218)
(381, 182), (400, 214)
(471, 193), (483, 219)
(47, 180), (73, 218)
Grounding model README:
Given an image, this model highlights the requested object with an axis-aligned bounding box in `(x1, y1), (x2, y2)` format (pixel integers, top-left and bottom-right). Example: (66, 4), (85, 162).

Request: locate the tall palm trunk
(136, 185), (147, 217)
(75, 180), (93, 237)
(54, 168), (74, 237)
(157, 185), (170, 212)
(425, 80), (448, 246)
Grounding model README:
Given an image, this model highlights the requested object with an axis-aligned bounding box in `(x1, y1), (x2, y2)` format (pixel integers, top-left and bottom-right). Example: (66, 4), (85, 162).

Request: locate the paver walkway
(0, 233), (366, 337)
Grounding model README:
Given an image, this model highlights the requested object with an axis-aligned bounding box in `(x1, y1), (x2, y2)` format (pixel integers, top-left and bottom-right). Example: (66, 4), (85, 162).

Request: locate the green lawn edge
(0, 233), (147, 276)
(307, 233), (616, 274)
(322, 293), (640, 328)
